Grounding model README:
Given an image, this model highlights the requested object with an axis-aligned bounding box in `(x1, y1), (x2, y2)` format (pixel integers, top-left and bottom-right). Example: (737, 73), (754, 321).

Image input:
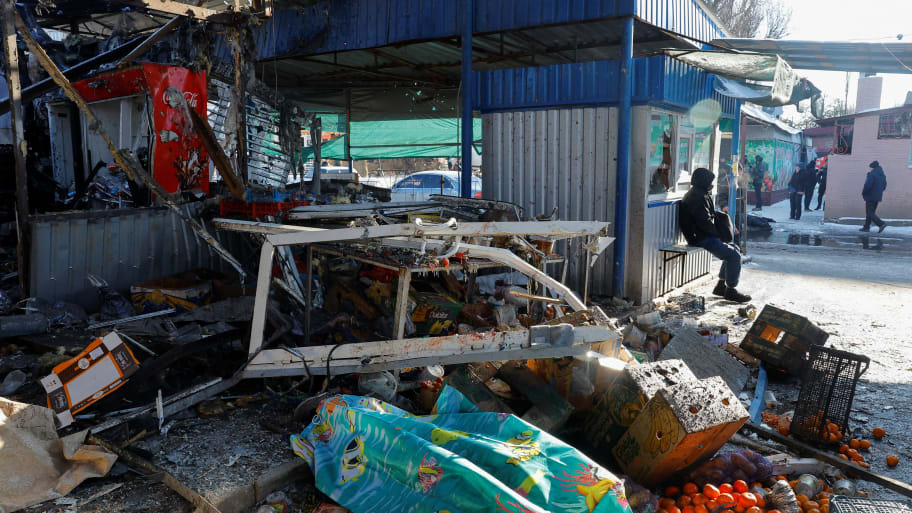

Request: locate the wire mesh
(832, 496), (912, 513)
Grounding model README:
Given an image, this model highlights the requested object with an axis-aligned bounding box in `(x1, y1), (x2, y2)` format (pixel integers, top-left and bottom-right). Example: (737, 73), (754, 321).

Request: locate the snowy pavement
(688, 197), (912, 499)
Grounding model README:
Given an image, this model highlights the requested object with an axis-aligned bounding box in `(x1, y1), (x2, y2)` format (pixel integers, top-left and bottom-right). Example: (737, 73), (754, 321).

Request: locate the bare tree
(705, 0), (792, 39)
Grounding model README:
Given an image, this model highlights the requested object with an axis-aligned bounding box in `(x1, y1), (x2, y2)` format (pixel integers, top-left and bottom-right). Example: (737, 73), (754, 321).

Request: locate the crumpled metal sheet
(0, 398), (117, 512)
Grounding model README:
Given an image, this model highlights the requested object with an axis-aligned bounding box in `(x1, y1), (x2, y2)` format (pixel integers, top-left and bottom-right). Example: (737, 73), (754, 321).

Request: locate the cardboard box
(40, 333), (140, 427)
(584, 359), (698, 453)
(612, 376), (750, 486)
(409, 290), (463, 336)
(741, 305), (829, 375)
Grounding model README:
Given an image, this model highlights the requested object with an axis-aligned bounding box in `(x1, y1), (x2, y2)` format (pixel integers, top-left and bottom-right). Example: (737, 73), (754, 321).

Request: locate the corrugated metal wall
(29, 204), (250, 311)
(481, 107), (617, 295)
(477, 58), (658, 112)
(640, 201), (711, 299)
(477, 56), (736, 118)
(635, 0), (726, 43)
(239, 0), (722, 62)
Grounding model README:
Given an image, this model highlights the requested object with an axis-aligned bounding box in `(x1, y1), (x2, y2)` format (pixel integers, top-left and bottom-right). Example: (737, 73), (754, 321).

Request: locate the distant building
(812, 76), (912, 221)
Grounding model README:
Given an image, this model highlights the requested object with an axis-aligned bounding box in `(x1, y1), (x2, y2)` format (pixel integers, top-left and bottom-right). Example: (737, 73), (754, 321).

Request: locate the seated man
(679, 168), (751, 303)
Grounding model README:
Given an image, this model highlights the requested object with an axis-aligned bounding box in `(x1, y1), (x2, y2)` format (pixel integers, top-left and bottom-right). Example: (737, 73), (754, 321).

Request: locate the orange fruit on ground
(706, 500), (720, 510)
(847, 448), (859, 459)
(660, 498), (677, 509)
(779, 425), (790, 435)
(746, 508), (762, 513)
(768, 510), (782, 513)
(694, 506), (709, 513)
(703, 485), (721, 500)
(720, 510), (734, 513)
(738, 492), (758, 508)
(692, 493), (707, 505)
(838, 444), (849, 454)
(860, 440), (872, 450)
(682, 507), (695, 513)
(666, 506), (682, 513)
(733, 505), (745, 513)
(838, 454), (849, 460)
(807, 509), (822, 513)
(717, 493), (735, 507)
(733, 480), (749, 493)
(828, 432), (841, 443)
(677, 495), (693, 508)
(789, 480), (799, 490)
(873, 427), (886, 439)
(795, 494), (810, 505)
(857, 461), (871, 468)
(666, 486), (682, 497)
(683, 483), (699, 495)
(805, 501), (820, 510)
(849, 439), (861, 449)
(821, 506), (830, 513)
(719, 483), (734, 494)
(756, 495), (767, 508)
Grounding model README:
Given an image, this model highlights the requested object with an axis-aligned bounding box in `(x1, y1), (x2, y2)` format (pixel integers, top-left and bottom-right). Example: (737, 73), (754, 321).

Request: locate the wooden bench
(658, 244), (709, 296)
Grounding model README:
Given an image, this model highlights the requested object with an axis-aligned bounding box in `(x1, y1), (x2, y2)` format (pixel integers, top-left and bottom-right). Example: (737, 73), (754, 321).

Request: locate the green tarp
(301, 118), (482, 160)
(291, 386), (633, 513)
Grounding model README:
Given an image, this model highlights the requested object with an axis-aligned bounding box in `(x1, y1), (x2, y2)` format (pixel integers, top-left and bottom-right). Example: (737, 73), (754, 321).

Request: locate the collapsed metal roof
(711, 39), (912, 74)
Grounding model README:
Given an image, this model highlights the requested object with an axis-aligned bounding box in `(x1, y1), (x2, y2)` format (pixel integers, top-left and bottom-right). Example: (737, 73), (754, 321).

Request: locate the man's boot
(724, 287), (752, 303)
(712, 280), (727, 297)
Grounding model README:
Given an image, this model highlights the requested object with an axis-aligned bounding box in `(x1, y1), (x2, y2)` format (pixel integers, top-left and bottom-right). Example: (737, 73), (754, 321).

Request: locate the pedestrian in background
(788, 164), (805, 220)
(861, 160), (888, 232)
(815, 162), (827, 210)
(803, 161), (817, 211)
(749, 155), (768, 211)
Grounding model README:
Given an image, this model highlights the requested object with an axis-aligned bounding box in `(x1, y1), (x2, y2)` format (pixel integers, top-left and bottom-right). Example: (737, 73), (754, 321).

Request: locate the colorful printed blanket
(291, 386), (632, 513)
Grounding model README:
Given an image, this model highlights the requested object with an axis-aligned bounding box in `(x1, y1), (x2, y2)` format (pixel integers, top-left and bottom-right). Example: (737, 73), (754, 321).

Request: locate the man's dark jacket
(679, 168), (719, 246)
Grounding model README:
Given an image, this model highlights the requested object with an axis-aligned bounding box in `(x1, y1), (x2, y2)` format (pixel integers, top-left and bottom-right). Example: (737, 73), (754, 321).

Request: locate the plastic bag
(21, 298), (88, 327)
(687, 449), (773, 486)
(88, 274), (134, 320)
(623, 477), (659, 513)
(767, 479), (801, 513)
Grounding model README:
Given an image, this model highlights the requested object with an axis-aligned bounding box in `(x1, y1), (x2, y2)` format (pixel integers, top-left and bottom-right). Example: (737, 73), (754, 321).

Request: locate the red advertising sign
(142, 63), (209, 195)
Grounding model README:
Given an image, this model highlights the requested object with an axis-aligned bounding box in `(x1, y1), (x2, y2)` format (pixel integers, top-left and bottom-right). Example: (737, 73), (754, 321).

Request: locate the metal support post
(2, 2), (29, 297)
(311, 117), (322, 195)
(345, 89), (353, 174)
(460, 0), (474, 198)
(729, 100), (741, 217)
(611, 16), (634, 297)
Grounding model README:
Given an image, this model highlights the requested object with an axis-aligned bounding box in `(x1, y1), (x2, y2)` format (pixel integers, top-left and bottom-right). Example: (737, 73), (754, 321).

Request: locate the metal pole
(729, 100), (741, 216)
(2, 1), (29, 297)
(611, 16), (634, 297)
(345, 88), (353, 174)
(739, 104), (748, 254)
(460, 0), (474, 198)
(311, 117), (322, 195)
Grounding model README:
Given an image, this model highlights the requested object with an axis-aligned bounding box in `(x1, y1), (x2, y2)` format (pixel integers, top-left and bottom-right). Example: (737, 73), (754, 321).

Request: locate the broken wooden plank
(115, 15), (184, 69)
(188, 107), (246, 200)
(11, 11), (247, 279)
(1, 1), (30, 297)
(723, 343), (762, 367)
(497, 361), (573, 432)
(88, 435), (223, 513)
(741, 422), (912, 499)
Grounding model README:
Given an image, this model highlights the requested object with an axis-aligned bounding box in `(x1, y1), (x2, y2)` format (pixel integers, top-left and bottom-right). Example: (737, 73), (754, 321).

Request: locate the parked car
(389, 171), (482, 202)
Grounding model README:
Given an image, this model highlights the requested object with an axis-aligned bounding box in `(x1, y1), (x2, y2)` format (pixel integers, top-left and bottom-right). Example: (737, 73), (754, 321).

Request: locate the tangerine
(849, 439), (861, 449)
(873, 427), (886, 439)
(738, 492), (758, 509)
(733, 480), (749, 493)
(860, 440), (872, 450)
(683, 483), (699, 495)
(666, 486), (682, 497)
(838, 444), (849, 454)
(719, 483), (734, 494)
(703, 485), (721, 500)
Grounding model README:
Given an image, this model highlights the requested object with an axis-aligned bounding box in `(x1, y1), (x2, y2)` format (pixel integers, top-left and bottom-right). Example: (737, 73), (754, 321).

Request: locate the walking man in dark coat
(815, 163), (827, 210)
(679, 168), (751, 303)
(803, 161), (817, 211)
(861, 160), (888, 232)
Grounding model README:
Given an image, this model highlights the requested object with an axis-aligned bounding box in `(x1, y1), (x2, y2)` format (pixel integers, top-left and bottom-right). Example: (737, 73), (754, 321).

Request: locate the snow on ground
(690, 196), (912, 500)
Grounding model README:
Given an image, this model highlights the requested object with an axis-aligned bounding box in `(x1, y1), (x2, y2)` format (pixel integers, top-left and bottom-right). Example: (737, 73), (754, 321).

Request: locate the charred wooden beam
(1, 0), (30, 297)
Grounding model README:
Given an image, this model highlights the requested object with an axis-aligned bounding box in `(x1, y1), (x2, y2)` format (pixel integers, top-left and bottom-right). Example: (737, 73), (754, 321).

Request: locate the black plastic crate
(790, 346), (869, 446)
(832, 495), (912, 513)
